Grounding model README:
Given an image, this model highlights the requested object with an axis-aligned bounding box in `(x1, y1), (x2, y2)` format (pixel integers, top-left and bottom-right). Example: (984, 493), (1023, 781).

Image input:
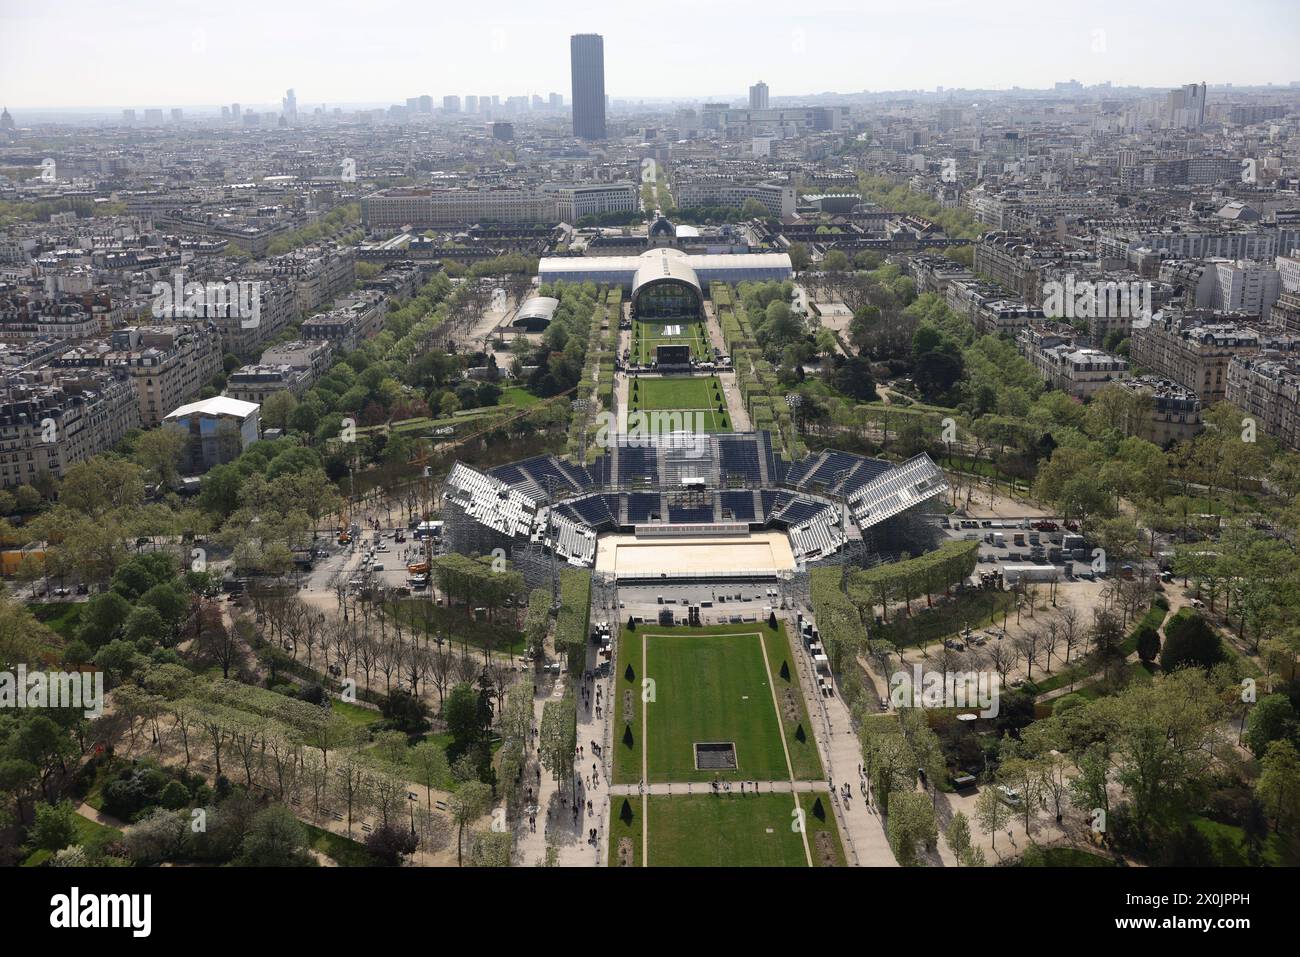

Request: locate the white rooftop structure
(164, 396), (260, 421)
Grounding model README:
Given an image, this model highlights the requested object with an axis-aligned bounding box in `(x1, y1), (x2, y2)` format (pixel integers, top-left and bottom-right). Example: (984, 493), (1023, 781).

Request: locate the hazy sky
(2, 0), (1298, 110)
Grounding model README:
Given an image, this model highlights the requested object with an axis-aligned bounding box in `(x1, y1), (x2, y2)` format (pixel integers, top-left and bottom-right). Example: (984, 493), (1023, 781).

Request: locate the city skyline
(2, 0), (1299, 110)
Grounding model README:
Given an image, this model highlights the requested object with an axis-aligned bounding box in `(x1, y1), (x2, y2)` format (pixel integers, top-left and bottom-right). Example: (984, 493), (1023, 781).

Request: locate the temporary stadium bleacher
(626, 492), (661, 523)
(444, 433), (946, 569)
(563, 494), (616, 530)
(716, 435), (764, 484)
(773, 498), (832, 527)
(806, 450), (861, 488)
(847, 454), (947, 528)
(617, 445), (660, 486)
(719, 490), (756, 522)
(668, 503), (715, 523)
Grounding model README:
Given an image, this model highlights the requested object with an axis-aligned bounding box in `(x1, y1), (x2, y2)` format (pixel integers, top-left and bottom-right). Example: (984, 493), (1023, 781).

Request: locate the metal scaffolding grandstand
(441, 433), (948, 571)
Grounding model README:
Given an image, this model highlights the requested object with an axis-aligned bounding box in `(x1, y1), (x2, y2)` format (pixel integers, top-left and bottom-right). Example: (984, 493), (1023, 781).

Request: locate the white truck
(1001, 563), (1060, 586)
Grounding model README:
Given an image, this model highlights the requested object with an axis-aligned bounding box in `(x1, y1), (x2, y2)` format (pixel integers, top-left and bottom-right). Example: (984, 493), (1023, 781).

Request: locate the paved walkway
(75, 803), (127, 831)
(785, 606), (899, 867)
(511, 644), (611, 866)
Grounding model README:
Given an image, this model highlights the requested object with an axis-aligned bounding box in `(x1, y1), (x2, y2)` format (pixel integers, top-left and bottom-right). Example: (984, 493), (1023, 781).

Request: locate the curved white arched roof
(631, 248), (702, 299)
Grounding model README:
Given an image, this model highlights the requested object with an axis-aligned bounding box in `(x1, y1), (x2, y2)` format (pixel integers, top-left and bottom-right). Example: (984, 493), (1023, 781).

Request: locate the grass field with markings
(627, 376), (730, 431)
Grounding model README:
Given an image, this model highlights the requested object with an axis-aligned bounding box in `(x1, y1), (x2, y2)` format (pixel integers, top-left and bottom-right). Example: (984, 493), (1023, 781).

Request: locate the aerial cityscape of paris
(0, 0), (1294, 939)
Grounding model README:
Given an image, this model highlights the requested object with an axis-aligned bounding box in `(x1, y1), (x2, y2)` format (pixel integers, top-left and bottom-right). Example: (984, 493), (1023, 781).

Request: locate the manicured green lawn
(800, 790), (847, 866)
(614, 626), (793, 784)
(626, 793), (824, 867)
(628, 376), (730, 431)
(500, 386), (541, 407)
(761, 626), (824, 781)
(607, 794), (643, 867)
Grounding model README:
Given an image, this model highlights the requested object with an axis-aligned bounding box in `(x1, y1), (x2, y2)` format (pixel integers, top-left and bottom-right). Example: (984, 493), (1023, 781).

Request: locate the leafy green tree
(1134, 623), (1161, 663)
(1257, 740), (1300, 835)
(944, 810), (981, 866)
(1245, 695), (1298, 758)
(76, 591), (132, 648)
(974, 786), (1012, 852)
(823, 250), (850, 272)
(408, 742), (451, 810)
(1160, 611), (1224, 672)
(31, 799), (78, 851)
(236, 805), (314, 866)
(123, 606), (166, 645)
(448, 781), (492, 866)
(886, 790), (938, 866)
(444, 683), (484, 756)
(787, 242), (811, 271)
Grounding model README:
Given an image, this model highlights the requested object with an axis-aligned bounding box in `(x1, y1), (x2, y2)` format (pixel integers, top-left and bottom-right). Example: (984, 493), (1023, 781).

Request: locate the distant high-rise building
(549, 92), (563, 110)
(1167, 82), (1206, 129)
(170, 108), (183, 122)
(0, 107), (13, 130)
(231, 103), (241, 119)
(282, 88), (297, 120)
(220, 105), (230, 120)
(748, 81), (769, 110)
(532, 94), (544, 110)
(444, 95), (461, 113)
(465, 95), (479, 113)
(570, 33), (606, 139)
(418, 95), (433, 113)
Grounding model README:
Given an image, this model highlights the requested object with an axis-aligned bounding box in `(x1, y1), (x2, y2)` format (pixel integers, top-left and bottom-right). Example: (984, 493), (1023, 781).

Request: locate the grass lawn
(1192, 816), (1283, 865)
(628, 376), (731, 431)
(613, 624), (806, 785)
(761, 626), (824, 781)
(608, 791), (844, 867)
(304, 823), (382, 866)
(1018, 844), (1117, 867)
(330, 699), (384, 729)
(22, 814), (123, 867)
(29, 602), (82, 642)
(632, 318), (710, 365)
(500, 386), (541, 407)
